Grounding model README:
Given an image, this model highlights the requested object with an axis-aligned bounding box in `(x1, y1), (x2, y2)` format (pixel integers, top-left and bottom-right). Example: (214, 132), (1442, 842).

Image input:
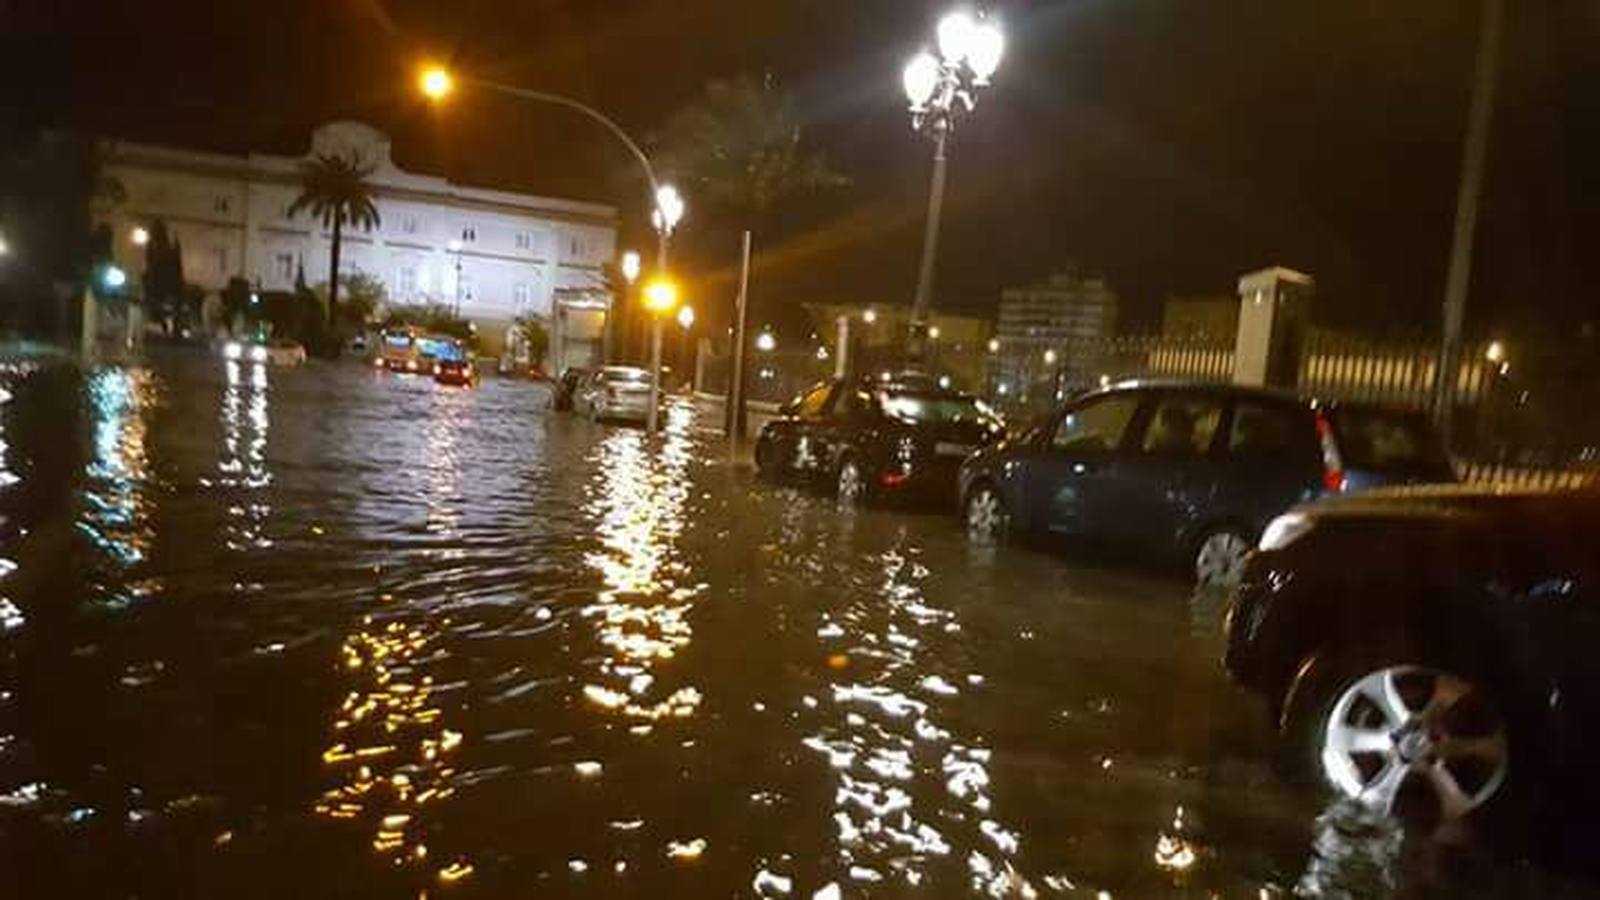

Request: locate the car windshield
(879, 392), (998, 427)
(1330, 407), (1450, 472)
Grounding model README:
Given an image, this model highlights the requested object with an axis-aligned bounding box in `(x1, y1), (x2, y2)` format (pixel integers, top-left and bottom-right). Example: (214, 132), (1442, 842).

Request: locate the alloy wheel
(1321, 665), (1509, 822)
(965, 486), (1007, 544)
(1195, 530), (1251, 589)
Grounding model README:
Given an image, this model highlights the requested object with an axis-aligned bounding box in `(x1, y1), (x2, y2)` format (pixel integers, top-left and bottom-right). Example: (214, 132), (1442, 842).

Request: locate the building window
(397, 265), (418, 297)
(214, 196), (232, 215)
(513, 282), (530, 311)
(460, 225), (478, 243)
(515, 231), (533, 251)
(273, 252), (295, 283)
(401, 215), (419, 235)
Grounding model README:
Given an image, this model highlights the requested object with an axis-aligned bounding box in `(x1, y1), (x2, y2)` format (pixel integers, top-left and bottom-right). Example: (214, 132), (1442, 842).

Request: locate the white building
(95, 120), (617, 368)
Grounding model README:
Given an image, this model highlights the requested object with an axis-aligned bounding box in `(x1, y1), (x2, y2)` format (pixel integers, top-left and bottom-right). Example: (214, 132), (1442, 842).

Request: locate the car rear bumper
(872, 458), (964, 507)
(598, 398), (651, 421)
(1222, 551), (1305, 699)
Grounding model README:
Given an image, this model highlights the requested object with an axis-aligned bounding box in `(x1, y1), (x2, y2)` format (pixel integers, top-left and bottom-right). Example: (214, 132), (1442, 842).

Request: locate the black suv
(958, 380), (1456, 587)
(755, 374), (1006, 505)
(1225, 485), (1600, 830)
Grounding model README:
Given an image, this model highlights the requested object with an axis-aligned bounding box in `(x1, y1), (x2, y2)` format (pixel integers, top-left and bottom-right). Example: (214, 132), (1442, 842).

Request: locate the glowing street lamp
(620, 250), (642, 284)
(651, 183), (686, 274)
(987, 337), (1000, 353)
(131, 226), (150, 247)
(928, 325), (942, 340)
(1043, 348), (1058, 366)
(676, 305), (695, 330)
(1484, 340), (1505, 364)
(903, 9), (1003, 358)
(419, 65), (454, 101)
(755, 331), (777, 352)
(101, 265), (127, 291)
(0, 233), (9, 257)
(862, 307), (878, 325)
(642, 277), (679, 434)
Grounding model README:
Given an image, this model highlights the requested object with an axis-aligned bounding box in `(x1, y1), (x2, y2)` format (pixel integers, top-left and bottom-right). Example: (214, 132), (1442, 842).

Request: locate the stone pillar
(693, 337), (710, 393)
(1233, 267), (1313, 388)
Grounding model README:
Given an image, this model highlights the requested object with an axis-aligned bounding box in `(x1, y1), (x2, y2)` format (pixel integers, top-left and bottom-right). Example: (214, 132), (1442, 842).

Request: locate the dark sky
(8, 1), (1600, 335)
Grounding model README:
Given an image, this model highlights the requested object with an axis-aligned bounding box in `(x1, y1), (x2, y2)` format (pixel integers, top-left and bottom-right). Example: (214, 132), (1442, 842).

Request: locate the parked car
(1224, 485), (1600, 829)
(434, 356), (479, 387)
(958, 380), (1456, 587)
(222, 338), (306, 367)
(576, 366), (655, 424)
(552, 367), (593, 411)
(754, 374), (1006, 505)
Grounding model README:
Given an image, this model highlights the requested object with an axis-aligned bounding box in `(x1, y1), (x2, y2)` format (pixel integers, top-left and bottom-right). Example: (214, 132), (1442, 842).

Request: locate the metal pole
(908, 128), (950, 363)
(647, 315), (664, 434)
(1435, 0), (1503, 445)
(727, 231), (752, 459)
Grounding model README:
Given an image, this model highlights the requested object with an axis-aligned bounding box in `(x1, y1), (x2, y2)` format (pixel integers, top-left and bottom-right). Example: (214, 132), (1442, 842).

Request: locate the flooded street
(0, 352), (1586, 898)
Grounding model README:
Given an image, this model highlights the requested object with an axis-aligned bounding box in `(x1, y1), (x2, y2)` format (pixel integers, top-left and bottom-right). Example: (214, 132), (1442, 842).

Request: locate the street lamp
(862, 307), (878, 325)
(651, 183), (685, 271)
(131, 226), (150, 247)
(903, 9), (1003, 360)
(620, 250), (642, 285)
(755, 331), (777, 352)
(1484, 340), (1505, 364)
(642, 277), (679, 434)
(419, 66), (453, 101)
(676, 305), (695, 330)
(0, 233), (9, 257)
(102, 265), (127, 291)
(987, 337), (1000, 353)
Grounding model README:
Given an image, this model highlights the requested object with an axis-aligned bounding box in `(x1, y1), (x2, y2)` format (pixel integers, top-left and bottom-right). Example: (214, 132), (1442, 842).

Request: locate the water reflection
(579, 407), (703, 725)
(0, 364), (27, 632)
(217, 360), (272, 552)
(800, 525), (1031, 896)
(78, 366), (159, 606)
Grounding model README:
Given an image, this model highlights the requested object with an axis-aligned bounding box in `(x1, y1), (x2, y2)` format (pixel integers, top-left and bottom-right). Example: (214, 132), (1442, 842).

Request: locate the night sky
(8, 1), (1600, 336)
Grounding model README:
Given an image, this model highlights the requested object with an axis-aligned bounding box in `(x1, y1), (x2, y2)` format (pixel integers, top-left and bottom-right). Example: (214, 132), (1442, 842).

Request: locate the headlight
(223, 341), (242, 360)
(1258, 512), (1314, 552)
(249, 346), (268, 363)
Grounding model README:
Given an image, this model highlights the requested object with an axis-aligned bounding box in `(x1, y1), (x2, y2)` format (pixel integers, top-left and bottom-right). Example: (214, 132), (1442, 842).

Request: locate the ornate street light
(903, 10), (1003, 359)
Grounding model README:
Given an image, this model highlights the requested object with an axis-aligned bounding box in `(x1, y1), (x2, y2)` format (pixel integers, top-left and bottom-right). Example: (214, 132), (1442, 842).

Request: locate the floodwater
(0, 351), (1588, 898)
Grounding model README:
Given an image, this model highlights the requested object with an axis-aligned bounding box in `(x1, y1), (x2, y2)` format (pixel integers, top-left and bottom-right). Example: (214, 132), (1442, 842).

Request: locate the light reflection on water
(0, 364), (27, 632)
(799, 525), (1031, 896)
(580, 405), (703, 725)
(217, 360), (272, 552)
(78, 366), (159, 606)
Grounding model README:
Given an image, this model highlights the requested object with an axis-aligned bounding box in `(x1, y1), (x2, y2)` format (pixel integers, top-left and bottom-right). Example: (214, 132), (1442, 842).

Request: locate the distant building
(996, 270), (1118, 346)
(1161, 294), (1239, 342)
(990, 271), (1118, 399)
(94, 121), (617, 367)
(802, 302), (992, 389)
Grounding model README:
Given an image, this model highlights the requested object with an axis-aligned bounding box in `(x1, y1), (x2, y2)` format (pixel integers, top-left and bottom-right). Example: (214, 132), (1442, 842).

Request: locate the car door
(1022, 390), (1148, 536)
(1101, 389), (1229, 554)
(781, 383), (839, 480)
(1211, 398), (1323, 534)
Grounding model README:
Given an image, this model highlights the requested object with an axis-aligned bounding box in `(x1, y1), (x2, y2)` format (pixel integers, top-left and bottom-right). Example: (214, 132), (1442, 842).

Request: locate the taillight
(1314, 411), (1346, 493)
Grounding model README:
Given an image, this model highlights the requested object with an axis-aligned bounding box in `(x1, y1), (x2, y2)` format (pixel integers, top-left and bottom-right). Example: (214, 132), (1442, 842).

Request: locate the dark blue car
(957, 381), (1456, 587)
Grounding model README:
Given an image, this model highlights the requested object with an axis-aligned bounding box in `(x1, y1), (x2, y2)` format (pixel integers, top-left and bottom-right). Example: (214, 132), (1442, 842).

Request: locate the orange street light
(643, 278), (679, 314)
(420, 66), (454, 101)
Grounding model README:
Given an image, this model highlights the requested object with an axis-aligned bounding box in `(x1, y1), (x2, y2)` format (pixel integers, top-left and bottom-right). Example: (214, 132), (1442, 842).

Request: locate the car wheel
(1284, 648), (1514, 828)
(836, 456), (866, 505)
(1194, 527), (1252, 590)
(964, 483), (1009, 545)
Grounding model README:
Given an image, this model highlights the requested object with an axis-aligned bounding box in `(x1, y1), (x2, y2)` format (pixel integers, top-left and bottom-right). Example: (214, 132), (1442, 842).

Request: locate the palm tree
(655, 74), (844, 229)
(289, 153), (380, 328)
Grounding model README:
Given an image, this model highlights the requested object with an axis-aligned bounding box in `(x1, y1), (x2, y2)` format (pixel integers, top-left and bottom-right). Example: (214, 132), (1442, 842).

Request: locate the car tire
(1281, 642), (1520, 832)
(1193, 525), (1252, 591)
(835, 455), (867, 506)
(963, 482), (1010, 545)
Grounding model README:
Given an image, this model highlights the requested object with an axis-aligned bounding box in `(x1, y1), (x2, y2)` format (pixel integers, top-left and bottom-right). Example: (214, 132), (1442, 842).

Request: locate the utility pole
(1435, 0), (1504, 446)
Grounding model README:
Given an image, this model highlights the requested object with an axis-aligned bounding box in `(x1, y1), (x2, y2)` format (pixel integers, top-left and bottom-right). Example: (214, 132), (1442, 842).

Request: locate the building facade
(95, 120), (617, 367)
(1161, 294), (1239, 342)
(990, 270), (1119, 399)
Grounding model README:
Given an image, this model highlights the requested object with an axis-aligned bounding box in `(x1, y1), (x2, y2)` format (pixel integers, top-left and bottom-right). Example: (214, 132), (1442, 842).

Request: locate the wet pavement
(0, 351), (1591, 898)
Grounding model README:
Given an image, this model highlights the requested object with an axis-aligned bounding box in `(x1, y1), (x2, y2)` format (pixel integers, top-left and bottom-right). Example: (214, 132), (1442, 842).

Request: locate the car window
(1139, 394), (1225, 456)
(796, 384), (835, 420)
(879, 392), (999, 427)
(1329, 407), (1450, 472)
(1226, 401), (1314, 460)
(1051, 393), (1141, 453)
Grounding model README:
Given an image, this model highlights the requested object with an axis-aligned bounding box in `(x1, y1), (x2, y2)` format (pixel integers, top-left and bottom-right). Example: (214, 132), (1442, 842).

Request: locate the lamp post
(902, 10), (1003, 362)
(616, 250), (641, 363)
(448, 236), (464, 317)
(643, 278), (678, 435)
(420, 65), (685, 356)
(676, 304), (695, 378)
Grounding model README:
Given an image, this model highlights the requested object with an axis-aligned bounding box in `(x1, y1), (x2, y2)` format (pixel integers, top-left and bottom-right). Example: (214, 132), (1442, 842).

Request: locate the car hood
(1296, 482), (1597, 524)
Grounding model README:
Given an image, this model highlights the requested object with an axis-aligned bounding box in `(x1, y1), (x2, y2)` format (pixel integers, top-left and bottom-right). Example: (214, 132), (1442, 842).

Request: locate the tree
(140, 220), (183, 332)
(654, 74), (845, 229)
(319, 271), (384, 332)
(288, 153), (380, 333)
(654, 74), (844, 438)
